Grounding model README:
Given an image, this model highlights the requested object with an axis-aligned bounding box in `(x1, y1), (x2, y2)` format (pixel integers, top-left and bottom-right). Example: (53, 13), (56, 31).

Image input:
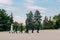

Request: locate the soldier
(25, 23), (29, 33)
(35, 20), (40, 33)
(25, 18), (29, 33)
(37, 21), (40, 33)
(15, 26), (18, 33)
(20, 23), (23, 33)
(9, 24), (14, 33)
(30, 22), (34, 33)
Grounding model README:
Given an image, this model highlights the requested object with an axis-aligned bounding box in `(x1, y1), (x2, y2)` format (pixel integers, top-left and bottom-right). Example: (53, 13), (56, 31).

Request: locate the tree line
(0, 9), (60, 33)
(25, 10), (60, 33)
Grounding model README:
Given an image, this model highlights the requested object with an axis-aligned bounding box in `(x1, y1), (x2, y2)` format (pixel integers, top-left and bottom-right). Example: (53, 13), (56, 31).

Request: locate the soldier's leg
(20, 29), (23, 33)
(37, 27), (39, 33)
(32, 27), (34, 33)
(15, 28), (17, 33)
(32, 29), (33, 33)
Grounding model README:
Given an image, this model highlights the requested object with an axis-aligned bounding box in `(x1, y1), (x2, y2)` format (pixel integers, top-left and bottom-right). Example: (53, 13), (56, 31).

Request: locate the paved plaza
(0, 30), (60, 40)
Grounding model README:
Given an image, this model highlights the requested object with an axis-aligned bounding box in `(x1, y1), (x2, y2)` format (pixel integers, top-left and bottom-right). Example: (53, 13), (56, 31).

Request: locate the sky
(0, 0), (60, 24)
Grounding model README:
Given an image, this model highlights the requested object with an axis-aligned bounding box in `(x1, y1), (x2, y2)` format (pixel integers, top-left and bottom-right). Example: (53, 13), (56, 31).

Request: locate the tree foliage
(34, 10), (42, 30)
(0, 8), (60, 32)
(42, 16), (48, 29)
(0, 9), (12, 31)
(25, 11), (34, 33)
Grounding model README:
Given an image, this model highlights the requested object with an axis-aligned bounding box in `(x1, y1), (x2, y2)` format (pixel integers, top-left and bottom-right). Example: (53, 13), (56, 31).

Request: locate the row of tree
(0, 9), (60, 32)
(25, 10), (60, 33)
(25, 10), (42, 33)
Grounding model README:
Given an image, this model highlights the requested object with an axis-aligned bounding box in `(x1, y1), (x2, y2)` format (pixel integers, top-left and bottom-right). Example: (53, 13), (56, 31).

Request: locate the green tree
(13, 22), (19, 33)
(53, 13), (60, 20)
(42, 16), (48, 29)
(9, 13), (13, 31)
(55, 19), (60, 29)
(0, 9), (11, 31)
(10, 13), (13, 24)
(53, 13), (60, 29)
(25, 11), (34, 33)
(48, 17), (54, 29)
(34, 10), (42, 33)
(20, 23), (23, 33)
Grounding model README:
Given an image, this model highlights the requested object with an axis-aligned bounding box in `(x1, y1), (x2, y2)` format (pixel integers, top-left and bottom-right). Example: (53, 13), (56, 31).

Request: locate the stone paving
(0, 30), (60, 40)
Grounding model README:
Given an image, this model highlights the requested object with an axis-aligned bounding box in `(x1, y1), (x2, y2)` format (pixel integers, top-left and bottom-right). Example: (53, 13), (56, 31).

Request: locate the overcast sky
(0, 0), (60, 24)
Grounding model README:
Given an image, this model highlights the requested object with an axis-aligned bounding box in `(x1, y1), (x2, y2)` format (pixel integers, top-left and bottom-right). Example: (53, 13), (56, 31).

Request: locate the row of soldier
(9, 23), (40, 33)
(9, 23), (23, 33)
